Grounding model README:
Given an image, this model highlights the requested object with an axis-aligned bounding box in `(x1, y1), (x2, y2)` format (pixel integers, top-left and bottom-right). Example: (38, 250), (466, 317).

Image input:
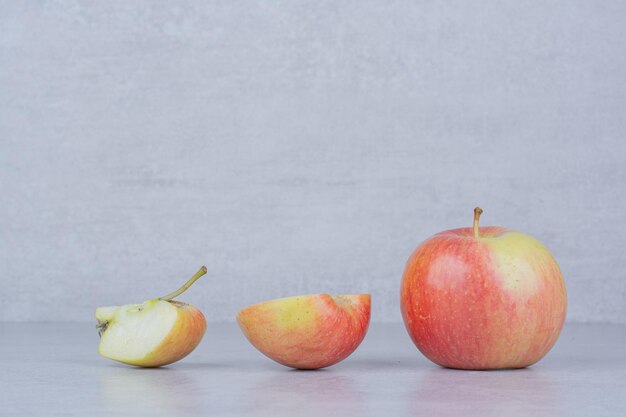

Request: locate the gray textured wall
(1, 1), (625, 323)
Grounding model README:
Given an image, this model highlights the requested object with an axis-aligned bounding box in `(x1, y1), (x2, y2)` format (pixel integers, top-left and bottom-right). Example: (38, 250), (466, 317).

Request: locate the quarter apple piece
(95, 266), (208, 367)
(237, 294), (371, 369)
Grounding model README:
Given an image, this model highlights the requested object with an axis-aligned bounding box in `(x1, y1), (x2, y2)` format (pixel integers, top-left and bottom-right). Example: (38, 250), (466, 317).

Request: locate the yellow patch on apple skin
(484, 232), (553, 296)
(261, 295), (318, 330)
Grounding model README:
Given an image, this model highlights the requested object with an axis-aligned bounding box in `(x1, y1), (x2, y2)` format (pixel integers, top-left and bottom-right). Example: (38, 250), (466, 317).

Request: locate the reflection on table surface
(0, 323), (624, 417)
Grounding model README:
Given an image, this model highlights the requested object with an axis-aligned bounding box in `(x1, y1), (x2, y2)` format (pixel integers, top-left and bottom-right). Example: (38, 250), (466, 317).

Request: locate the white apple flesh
(96, 266), (207, 367)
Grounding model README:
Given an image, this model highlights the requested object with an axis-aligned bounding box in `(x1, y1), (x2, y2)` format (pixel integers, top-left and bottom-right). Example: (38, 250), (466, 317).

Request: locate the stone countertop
(1, 322), (624, 416)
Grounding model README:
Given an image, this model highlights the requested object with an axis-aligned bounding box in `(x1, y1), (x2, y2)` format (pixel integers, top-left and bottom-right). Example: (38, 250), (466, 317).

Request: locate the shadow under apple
(405, 366), (566, 417)
(243, 370), (367, 417)
(98, 367), (204, 414)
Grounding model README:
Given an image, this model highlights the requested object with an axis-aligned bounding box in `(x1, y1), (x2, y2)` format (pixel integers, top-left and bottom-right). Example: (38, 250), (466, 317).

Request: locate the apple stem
(159, 266), (207, 301)
(473, 207), (483, 238)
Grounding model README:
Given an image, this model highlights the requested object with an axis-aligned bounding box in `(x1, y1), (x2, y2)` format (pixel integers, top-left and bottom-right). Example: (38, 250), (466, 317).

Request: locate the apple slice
(237, 293), (371, 369)
(96, 266), (207, 367)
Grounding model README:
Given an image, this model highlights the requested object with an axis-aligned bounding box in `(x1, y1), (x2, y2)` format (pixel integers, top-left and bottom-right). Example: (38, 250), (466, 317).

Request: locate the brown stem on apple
(159, 266), (208, 301)
(473, 207), (483, 238)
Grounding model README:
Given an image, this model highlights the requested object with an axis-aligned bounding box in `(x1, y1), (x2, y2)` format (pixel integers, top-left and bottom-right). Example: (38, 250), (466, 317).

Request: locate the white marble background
(1, 1), (625, 323)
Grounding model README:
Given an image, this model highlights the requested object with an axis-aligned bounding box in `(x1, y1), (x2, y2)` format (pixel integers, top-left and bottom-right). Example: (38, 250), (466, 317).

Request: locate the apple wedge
(237, 293), (371, 369)
(96, 266), (207, 367)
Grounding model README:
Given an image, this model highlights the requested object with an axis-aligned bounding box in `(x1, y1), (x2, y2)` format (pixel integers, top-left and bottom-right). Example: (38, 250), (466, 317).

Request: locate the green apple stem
(473, 207), (483, 238)
(159, 266), (207, 301)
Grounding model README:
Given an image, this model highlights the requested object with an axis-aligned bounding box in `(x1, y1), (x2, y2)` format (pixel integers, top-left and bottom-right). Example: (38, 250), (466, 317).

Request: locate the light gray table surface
(1, 322), (624, 416)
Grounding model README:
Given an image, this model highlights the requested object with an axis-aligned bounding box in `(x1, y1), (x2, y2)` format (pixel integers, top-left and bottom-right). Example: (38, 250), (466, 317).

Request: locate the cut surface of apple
(237, 293), (371, 370)
(95, 266), (207, 368)
(96, 299), (205, 367)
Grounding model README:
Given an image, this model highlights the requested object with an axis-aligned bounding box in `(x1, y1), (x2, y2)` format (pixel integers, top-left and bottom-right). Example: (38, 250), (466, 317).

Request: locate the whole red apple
(400, 208), (567, 370)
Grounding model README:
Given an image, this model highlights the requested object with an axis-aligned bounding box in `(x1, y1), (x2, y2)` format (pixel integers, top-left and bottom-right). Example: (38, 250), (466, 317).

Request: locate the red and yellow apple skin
(237, 294), (371, 370)
(401, 226), (567, 370)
